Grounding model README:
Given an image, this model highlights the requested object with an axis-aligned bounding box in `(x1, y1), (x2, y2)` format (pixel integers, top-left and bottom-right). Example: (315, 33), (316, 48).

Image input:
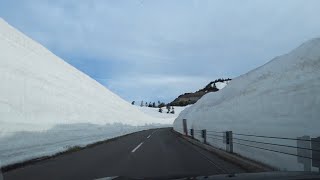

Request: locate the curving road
(3, 128), (245, 180)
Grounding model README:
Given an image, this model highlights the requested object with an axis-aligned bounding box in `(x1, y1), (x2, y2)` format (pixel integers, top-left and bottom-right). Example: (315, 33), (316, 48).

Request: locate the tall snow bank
(0, 18), (170, 132)
(174, 38), (320, 171)
(0, 18), (169, 166)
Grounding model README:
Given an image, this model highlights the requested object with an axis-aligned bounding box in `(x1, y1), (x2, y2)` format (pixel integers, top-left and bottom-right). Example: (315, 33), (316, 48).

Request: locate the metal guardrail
(232, 133), (320, 143)
(184, 127), (320, 172)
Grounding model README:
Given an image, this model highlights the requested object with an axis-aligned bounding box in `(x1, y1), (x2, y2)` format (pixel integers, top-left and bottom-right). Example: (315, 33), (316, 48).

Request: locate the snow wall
(174, 38), (320, 171)
(0, 18), (170, 167)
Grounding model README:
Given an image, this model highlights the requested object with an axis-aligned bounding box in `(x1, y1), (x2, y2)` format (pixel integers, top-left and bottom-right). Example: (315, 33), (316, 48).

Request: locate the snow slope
(214, 81), (229, 90)
(174, 38), (320, 171)
(0, 18), (169, 167)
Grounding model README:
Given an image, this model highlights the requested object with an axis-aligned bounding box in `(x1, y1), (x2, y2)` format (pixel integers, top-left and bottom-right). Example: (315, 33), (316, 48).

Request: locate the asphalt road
(3, 128), (245, 180)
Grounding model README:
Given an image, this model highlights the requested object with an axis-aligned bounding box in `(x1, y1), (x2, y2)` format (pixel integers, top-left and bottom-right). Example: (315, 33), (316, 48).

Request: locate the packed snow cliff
(174, 38), (320, 171)
(0, 18), (171, 132)
(0, 18), (170, 167)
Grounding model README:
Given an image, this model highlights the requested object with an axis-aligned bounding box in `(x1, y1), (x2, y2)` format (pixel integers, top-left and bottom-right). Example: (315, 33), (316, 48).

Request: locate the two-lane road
(4, 128), (245, 180)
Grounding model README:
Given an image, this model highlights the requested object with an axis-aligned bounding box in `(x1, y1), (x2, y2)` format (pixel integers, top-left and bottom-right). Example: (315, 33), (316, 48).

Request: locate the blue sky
(1, 0), (320, 103)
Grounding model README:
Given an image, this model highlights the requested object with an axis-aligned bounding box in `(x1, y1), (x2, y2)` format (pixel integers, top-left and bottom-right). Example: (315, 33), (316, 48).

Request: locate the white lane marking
(151, 130), (158, 135)
(131, 142), (144, 153)
(147, 135), (151, 139)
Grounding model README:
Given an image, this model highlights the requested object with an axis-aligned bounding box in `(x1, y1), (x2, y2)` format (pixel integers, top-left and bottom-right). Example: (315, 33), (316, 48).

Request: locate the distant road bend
(4, 128), (246, 180)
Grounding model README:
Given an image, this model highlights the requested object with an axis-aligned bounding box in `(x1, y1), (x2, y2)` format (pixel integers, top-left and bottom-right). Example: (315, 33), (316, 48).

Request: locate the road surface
(3, 128), (245, 180)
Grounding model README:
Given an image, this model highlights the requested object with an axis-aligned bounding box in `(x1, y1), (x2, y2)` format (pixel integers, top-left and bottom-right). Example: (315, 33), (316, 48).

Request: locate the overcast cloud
(1, 0), (320, 102)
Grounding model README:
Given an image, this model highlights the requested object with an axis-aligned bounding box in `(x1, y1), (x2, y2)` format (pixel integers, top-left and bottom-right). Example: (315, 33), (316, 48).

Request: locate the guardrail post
(311, 137), (320, 172)
(183, 119), (188, 136)
(202, 129), (207, 144)
(297, 136), (312, 171)
(190, 129), (194, 139)
(226, 131), (233, 153)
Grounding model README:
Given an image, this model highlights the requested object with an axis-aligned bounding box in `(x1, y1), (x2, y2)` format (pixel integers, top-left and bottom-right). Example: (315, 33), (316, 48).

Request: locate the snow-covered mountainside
(174, 38), (320, 171)
(170, 78), (232, 106)
(0, 18), (169, 166)
(213, 81), (229, 90)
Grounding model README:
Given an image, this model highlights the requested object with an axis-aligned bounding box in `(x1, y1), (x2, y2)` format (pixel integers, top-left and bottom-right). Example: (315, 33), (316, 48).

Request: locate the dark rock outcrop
(169, 78), (231, 106)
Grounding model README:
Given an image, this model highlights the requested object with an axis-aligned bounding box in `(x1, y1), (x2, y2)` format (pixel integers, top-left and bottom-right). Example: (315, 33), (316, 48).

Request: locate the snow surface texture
(0, 18), (170, 167)
(174, 38), (320, 171)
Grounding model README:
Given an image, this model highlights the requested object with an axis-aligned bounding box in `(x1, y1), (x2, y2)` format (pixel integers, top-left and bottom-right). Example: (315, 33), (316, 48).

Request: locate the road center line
(151, 130), (157, 135)
(131, 142), (144, 153)
(147, 135), (151, 139)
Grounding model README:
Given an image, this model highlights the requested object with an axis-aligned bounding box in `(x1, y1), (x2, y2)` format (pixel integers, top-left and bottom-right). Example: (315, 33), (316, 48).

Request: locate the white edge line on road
(147, 135), (151, 139)
(131, 142), (144, 153)
(187, 142), (227, 173)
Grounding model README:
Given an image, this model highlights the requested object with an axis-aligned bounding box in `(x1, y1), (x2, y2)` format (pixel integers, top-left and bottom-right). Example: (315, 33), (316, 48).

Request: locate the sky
(1, 0), (320, 103)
